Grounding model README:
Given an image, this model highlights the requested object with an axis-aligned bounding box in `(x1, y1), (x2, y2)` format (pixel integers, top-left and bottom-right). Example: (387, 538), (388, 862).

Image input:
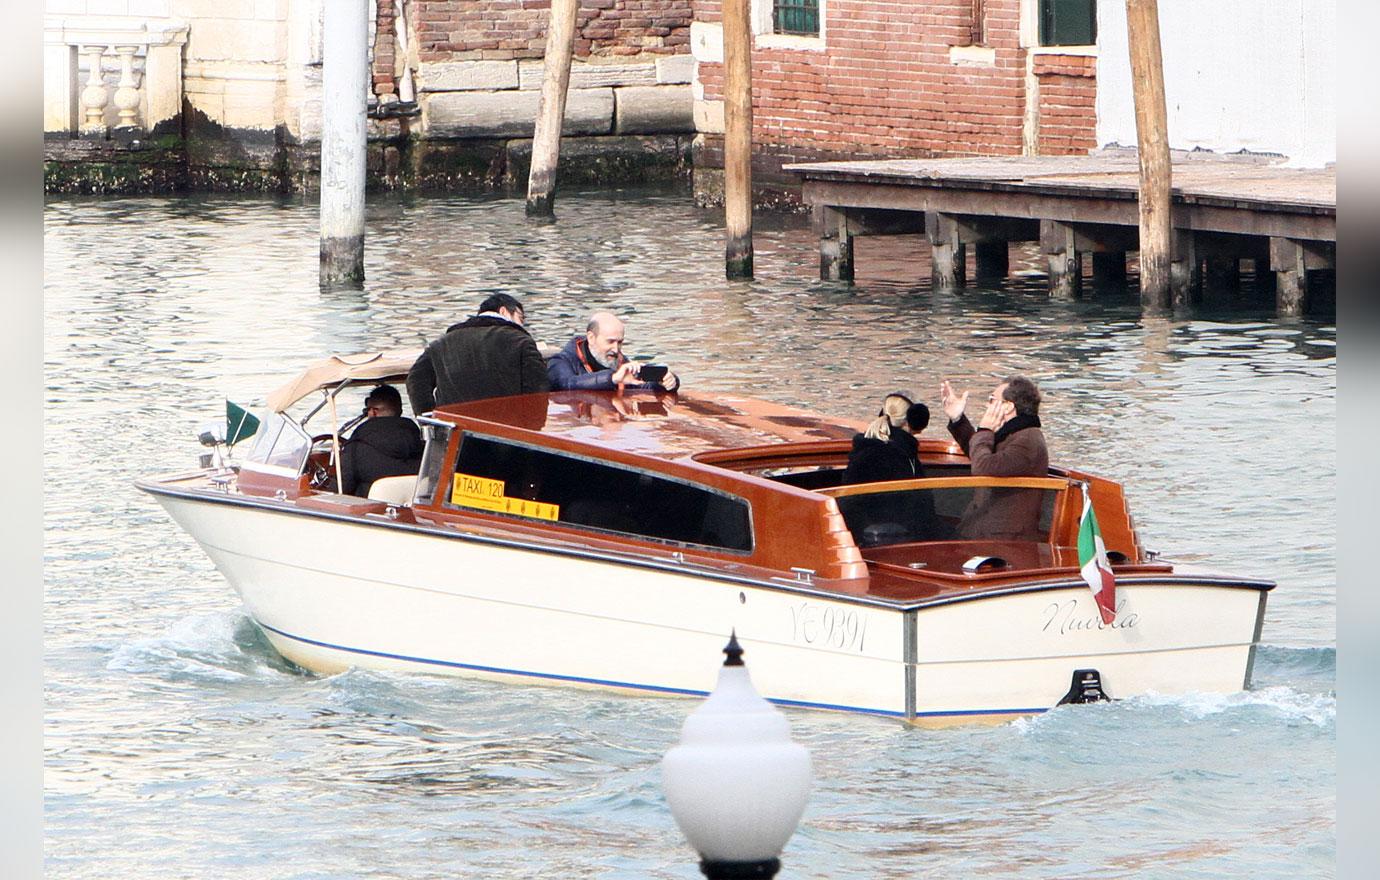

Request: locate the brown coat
(948, 414), (1050, 541)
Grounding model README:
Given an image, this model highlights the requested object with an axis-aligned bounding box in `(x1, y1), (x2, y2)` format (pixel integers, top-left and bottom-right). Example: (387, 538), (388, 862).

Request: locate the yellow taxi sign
(451, 473), (559, 521)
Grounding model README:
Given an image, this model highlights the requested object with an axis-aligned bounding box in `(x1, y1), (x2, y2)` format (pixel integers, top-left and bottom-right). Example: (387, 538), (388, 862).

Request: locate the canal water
(44, 189), (1334, 879)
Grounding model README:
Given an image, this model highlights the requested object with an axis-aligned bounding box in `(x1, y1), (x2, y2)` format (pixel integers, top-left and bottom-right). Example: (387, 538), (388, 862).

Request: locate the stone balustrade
(44, 16), (189, 139)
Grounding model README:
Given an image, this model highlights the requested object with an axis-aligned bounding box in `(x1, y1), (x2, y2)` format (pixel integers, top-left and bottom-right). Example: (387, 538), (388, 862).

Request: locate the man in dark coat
(547, 311), (680, 392)
(406, 293), (549, 413)
(340, 385), (425, 497)
(941, 375), (1050, 541)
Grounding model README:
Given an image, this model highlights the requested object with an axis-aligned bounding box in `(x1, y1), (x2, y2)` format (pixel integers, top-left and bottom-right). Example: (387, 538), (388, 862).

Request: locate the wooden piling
(1271, 237), (1309, 316)
(927, 213), (966, 290)
(1041, 220), (1082, 300)
(525, 0), (580, 218)
(1169, 229), (1200, 307)
(1125, 0), (1172, 310)
(722, 0), (753, 279)
(319, 0), (369, 287)
(818, 207), (854, 281)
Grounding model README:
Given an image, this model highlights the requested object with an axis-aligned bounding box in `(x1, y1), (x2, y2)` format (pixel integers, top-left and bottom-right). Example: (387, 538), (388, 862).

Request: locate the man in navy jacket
(547, 311), (680, 392)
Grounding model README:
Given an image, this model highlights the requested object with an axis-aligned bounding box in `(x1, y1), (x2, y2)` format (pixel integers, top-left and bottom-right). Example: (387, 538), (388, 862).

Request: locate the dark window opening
(773, 0), (819, 37)
(836, 486), (1058, 547)
(449, 435), (753, 552)
(1040, 0), (1097, 47)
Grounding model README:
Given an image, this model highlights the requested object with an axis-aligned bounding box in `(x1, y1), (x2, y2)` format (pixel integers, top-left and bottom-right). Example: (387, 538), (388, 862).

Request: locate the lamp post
(661, 633), (812, 879)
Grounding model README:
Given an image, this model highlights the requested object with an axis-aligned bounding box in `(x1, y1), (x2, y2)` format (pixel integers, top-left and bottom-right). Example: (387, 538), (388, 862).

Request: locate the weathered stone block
(517, 59), (657, 90)
(615, 85), (692, 134)
(425, 88), (613, 138)
(656, 54), (695, 84)
(692, 98), (724, 135)
(690, 22), (723, 64)
(419, 60), (520, 92)
(504, 134), (690, 185)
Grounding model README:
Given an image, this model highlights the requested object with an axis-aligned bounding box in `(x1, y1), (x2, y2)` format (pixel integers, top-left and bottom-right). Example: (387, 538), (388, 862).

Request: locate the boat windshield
(820, 477), (1066, 547)
(243, 411), (312, 476)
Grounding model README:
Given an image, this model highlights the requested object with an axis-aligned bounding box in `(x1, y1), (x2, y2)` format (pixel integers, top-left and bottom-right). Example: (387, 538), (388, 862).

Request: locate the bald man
(547, 311), (680, 392)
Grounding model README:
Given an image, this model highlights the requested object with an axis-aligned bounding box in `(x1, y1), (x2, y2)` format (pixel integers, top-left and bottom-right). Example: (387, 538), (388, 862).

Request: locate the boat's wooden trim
(818, 475), (1072, 497)
(135, 478), (1275, 611)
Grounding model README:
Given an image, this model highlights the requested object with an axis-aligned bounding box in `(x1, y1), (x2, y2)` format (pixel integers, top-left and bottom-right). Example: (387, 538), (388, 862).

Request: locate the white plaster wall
(1096, 0), (1335, 167)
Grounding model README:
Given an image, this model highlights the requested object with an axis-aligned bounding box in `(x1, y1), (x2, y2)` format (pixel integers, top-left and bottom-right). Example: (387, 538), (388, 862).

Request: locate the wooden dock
(784, 154), (1336, 315)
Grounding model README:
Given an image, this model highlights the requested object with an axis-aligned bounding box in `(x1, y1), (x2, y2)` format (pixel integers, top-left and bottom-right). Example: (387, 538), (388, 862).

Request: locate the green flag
(226, 400), (260, 447)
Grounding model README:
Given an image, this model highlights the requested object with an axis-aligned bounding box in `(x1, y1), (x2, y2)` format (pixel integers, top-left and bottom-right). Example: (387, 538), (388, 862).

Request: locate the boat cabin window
(447, 434), (753, 552)
(243, 411), (312, 475)
(834, 483), (1058, 547)
(412, 422), (454, 506)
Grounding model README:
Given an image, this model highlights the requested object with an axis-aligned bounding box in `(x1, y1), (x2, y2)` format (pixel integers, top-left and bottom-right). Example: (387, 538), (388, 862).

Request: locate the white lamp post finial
(661, 633), (812, 879)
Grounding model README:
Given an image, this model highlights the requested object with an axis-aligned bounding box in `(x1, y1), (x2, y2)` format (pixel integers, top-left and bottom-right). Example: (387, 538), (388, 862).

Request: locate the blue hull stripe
(256, 621), (1048, 720)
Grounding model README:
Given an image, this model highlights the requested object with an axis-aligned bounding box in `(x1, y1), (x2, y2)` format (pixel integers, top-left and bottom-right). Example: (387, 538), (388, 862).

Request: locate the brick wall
(692, 0), (1097, 167)
(412, 0), (692, 62)
(1032, 53), (1096, 154)
(374, 1), (397, 97)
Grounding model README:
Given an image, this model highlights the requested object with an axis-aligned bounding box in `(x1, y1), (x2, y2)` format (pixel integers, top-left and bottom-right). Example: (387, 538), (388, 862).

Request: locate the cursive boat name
(1041, 598), (1139, 635)
(790, 602), (868, 653)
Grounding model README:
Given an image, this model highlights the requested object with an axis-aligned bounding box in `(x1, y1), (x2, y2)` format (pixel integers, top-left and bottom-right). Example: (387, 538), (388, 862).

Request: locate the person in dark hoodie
(406, 293), (549, 413)
(340, 385), (425, 497)
(547, 311), (680, 392)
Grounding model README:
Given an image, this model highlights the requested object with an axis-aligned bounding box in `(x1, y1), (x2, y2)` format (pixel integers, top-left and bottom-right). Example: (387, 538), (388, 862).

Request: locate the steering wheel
(307, 434), (338, 489)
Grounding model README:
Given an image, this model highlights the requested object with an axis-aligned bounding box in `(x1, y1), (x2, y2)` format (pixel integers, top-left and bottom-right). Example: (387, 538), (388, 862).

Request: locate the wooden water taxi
(136, 351), (1273, 724)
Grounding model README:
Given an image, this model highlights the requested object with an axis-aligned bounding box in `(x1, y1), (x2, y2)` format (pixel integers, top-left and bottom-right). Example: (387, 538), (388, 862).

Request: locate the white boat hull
(153, 491), (1268, 724)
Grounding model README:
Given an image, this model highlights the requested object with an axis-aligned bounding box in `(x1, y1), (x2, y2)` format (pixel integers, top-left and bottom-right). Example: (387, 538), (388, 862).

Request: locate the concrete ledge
(418, 60), (520, 92)
(518, 59), (657, 90)
(425, 88), (614, 138)
(616, 85), (693, 135)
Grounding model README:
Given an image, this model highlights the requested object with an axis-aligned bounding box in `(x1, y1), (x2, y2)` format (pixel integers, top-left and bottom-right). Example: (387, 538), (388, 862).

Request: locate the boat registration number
(451, 473), (560, 522)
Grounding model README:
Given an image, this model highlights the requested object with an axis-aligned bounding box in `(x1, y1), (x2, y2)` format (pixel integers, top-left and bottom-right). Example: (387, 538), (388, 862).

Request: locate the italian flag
(1078, 483), (1117, 625)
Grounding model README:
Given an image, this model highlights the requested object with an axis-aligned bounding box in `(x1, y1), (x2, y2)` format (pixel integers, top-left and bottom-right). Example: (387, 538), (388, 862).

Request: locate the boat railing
(816, 476), (1074, 498)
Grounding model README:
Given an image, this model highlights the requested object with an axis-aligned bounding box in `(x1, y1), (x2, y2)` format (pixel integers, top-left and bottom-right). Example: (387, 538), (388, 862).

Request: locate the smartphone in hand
(638, 363), (669, 384)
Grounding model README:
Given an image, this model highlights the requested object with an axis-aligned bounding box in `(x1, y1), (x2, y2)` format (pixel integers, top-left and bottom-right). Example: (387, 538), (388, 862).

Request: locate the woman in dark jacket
(842, 393), (934, 545)
(843, 393), (929, 484)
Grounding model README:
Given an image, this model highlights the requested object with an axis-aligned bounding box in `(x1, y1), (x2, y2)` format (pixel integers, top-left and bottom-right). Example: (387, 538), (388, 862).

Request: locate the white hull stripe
(256, 621), (1050, 720)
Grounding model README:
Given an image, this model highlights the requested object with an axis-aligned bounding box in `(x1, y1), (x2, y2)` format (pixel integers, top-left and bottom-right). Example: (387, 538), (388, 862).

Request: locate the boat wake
(1124, 685), (1335, 728)
(106, 610), (304, 682)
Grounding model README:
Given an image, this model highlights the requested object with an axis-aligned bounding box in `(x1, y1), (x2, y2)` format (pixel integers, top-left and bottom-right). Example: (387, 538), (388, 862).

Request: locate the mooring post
(1169, 229), (1200, 308)
(926, 212), (966, 291)
(1125, 0), (1172, 310)
(722, 0), (753, 279)
(1270, 236), (1309, 316)
(526, 0), (580, 217)
(817, 206), (854, 282)
(319, 0), (369, 287)
(973, 240), (1009, 284)
(1040, 220), (1082, 300)
(1091, 251), (1128, 291)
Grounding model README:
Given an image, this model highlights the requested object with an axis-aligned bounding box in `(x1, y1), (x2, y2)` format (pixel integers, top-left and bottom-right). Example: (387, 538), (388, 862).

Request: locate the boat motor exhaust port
(1058, 669), (1110, 705)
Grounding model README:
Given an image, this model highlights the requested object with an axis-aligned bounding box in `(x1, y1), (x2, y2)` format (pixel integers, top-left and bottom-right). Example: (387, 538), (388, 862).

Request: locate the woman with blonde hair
(843, 392), (930, 485)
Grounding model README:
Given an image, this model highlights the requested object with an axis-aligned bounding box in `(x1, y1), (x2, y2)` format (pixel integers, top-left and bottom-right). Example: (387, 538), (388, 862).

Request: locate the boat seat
(367, 475), (417, 506)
